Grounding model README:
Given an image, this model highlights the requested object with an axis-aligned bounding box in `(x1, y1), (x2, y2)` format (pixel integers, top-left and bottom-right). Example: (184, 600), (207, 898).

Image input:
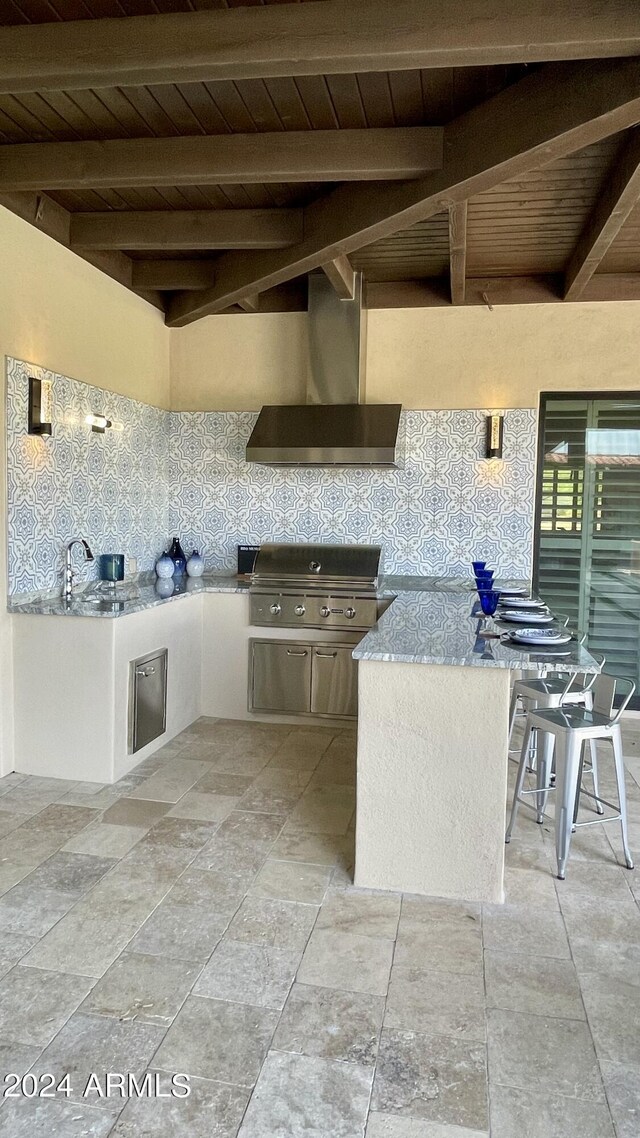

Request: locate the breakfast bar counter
(353, 583), (600, 904)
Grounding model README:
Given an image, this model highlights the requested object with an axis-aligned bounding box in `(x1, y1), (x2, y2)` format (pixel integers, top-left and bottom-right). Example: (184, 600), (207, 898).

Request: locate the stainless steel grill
(249, 542), (383, 632)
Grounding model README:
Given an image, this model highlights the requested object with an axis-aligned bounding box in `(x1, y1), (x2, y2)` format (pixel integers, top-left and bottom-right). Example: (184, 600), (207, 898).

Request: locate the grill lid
(251, 542), (382, 590)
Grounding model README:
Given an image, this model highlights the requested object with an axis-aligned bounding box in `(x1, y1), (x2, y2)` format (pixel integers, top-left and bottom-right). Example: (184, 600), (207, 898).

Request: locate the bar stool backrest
(592, 674), (636, 722)
(566, 650), (606, 693)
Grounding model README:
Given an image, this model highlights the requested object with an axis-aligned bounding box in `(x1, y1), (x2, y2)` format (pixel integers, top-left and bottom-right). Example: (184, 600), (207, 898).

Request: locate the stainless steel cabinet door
(251, 641), (311, 713)
(311, 647), (357, 718)
(130, 649), (167, 753)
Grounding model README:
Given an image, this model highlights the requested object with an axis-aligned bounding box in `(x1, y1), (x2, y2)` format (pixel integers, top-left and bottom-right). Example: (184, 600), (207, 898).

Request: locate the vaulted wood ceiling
(1, 0), (640, 323)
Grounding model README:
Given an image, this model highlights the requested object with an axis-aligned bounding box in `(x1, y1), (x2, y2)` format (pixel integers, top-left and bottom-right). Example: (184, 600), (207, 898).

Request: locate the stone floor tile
(63, 822), (147, 858)
(249, 858), (332, 904)
(0, 860), (31, 898)
(274, 981), (384, 1065)
(109, 1074), (250, 1138)
(0, 805), (99, 868)
(399, 895), (481, 930)
(130, 814), (220, 852)
(30, 1012), (164, 1111)
(482, 903), (570, 958)
(0, 930), (36, 980)
(0, 964), (95, 1048)
(554, 860), (635, 900)
(129, 897), (229, 963)
(285, 784), (356, 835)
(394, 919), (483, 976)
(81, 951), (200, 1026)
(385, 968), (486, 1041)
(316, 889), (401, 939)
(167, 790), (239, 822)
(489, 1084), (615, 1138)
(153, 995), (278, 1086)
(0, 1098), (115, 1137)
(194, 769), (254, 796)
(237, 782), (304, 815)
(195, 938), (300, 1009)
(367, 1117), (487, 1137)
(0, 807), (28, 837)
(484, 949), (585, 1019)
(193, 811), (283, 877)
(600, 1060), (640, 1138)
(19, 851), (116, 897)
(561, 896), (640, 980)
(271, 830), (348, 865)
(503, 865), (560, 909)
(579, 972), (640, 1068)
(100, 798), (170, 829)
(226, 896), (318, 951)
(487, 1008), (604, 1101)
(0, 1038), (41, 1077)
(127, 759), (210, 803)
(298, 928), (394, 996)
(237, 1050), (373, 1138)
(372, 1029), (488, 1130)
(0, 885), (79, 939)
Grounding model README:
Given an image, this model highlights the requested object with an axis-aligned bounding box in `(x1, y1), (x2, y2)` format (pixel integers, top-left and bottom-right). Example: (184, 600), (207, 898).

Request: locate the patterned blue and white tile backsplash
(6, 357), (170, 596)
(6, 356), (537, 595)
(168, 409), (537, 579)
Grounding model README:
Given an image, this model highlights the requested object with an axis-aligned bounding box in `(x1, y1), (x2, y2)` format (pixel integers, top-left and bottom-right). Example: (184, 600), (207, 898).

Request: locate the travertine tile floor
(0, 716), (638, 1136)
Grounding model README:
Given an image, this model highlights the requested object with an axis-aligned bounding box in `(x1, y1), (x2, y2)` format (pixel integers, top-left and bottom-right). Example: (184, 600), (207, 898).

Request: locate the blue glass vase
(169, 537), (187, 576)
(186, 549), (205, 578)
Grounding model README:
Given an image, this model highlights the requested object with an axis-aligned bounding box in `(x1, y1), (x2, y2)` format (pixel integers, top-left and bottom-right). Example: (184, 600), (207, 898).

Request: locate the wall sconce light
(28, 376), (52, 436)
(485, 413), (504, 459)
(85, 413), (113, 434)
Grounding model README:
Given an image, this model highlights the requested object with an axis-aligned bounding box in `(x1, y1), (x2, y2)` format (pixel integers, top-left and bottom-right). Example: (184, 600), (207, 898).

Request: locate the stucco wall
(170, 301), (640, 411)
(0, 206), (171, 774)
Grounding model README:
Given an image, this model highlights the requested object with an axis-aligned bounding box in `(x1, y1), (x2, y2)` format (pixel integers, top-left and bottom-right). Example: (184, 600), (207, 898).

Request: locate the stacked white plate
(508, 628), (572, 647)
(498, 609), (553, 624)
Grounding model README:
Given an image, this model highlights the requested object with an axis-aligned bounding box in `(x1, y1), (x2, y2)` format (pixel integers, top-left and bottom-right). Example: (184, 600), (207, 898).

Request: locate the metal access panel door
(250, 640), (311, 713)
(311, 646), (358, 718)
(129, 648), (168, 753)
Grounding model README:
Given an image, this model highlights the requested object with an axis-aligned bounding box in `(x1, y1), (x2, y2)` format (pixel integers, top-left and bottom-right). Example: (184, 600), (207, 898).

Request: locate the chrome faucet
(62, 539), (94, 600)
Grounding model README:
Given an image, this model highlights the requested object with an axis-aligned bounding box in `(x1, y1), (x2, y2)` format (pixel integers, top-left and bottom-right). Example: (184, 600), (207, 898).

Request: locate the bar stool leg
(612, 725), (634, 870)
(589, 739), (604, 815)
(506, 720), (533, 843)
(508, 685), (519, 741)
(555, 730), (582, 879)
(535, 730), (554, 824)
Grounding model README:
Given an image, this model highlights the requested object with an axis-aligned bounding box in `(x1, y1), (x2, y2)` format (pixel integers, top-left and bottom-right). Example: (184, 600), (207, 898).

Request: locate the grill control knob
(345, 607), (356, 619)
(294, 604), (305, 617)
(320, 605), (331, 618)
(269, 602), (281, 616)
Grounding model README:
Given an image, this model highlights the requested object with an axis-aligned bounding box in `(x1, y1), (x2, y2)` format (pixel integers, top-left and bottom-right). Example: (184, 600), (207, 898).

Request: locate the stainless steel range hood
(246, 273), (402, 467)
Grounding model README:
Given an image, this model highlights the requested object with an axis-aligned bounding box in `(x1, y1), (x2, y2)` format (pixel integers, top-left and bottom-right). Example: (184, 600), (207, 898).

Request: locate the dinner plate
(510, 628), (572, 646)
(498, 589), (528, 599)
(497, 597), (546, 609)
(498, 610), (554, 624)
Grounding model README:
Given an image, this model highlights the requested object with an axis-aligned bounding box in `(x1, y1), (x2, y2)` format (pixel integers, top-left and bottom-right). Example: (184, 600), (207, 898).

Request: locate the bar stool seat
(506, 674), (635, 880)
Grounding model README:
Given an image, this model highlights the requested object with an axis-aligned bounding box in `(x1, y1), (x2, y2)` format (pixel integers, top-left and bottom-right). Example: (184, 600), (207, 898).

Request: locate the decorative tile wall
(6, 357), (169, 596)
(5, 352), (537, 596)
(168, 408), (537, 578)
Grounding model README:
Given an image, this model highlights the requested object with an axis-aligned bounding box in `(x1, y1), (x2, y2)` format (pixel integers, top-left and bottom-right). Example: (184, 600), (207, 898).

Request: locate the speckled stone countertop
(354, 585), (599, 673)
(7, 573), (249, 618)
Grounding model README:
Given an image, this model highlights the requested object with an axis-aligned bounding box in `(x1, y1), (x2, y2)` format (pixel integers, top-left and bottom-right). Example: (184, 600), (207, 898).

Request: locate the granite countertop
(8, 571), (599, 674)
(7, 573), (249, 618)
(354, 585), (600, 673)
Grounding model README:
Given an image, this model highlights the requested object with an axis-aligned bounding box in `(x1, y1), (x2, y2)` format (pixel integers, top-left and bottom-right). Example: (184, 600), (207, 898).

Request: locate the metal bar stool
(507, 613), (575, 759)
(506, 674), (635, 879)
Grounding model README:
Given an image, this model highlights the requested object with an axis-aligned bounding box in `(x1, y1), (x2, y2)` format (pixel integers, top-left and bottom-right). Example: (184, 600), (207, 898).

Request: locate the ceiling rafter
(448, 202), (468, 304)
(322, 255), (357, 300)
(0, 128), (443, 192)
(1, 0), (639, 93)
(166, 58), (640, 326)
(70, 209), (303, 251)
(366, 274), (640, 308)
(564, 128), (640, 300)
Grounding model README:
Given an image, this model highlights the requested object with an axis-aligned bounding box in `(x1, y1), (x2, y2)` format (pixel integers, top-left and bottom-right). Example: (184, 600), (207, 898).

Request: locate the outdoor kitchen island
(353, 582), (600, 904)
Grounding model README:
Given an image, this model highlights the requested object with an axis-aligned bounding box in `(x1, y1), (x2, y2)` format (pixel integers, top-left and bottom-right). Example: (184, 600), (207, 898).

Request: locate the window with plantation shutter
(535, 396), (640, 708)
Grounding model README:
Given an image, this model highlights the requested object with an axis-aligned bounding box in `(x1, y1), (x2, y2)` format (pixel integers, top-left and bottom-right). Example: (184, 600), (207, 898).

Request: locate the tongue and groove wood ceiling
(1, 0), (640, 323)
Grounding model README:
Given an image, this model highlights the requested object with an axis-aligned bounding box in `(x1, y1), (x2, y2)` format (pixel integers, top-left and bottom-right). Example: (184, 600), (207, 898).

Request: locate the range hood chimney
(246, 272), (402, 466)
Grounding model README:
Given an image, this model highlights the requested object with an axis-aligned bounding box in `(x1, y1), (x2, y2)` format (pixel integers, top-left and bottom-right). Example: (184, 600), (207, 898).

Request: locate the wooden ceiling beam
(166, 59), (640, 326)
(366, 274), (640, 308)
(236, 295), (260, 313)
(71, 209), (302, 251)
(0, 191), (164, 311)
(0, 128), (443, 192)
(322, 255), (357, 300)
(1, 1), (640, 93)
(448, 202), (468, 304)
(564, 129), (640, 300)
(132, 260), (217, 290)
